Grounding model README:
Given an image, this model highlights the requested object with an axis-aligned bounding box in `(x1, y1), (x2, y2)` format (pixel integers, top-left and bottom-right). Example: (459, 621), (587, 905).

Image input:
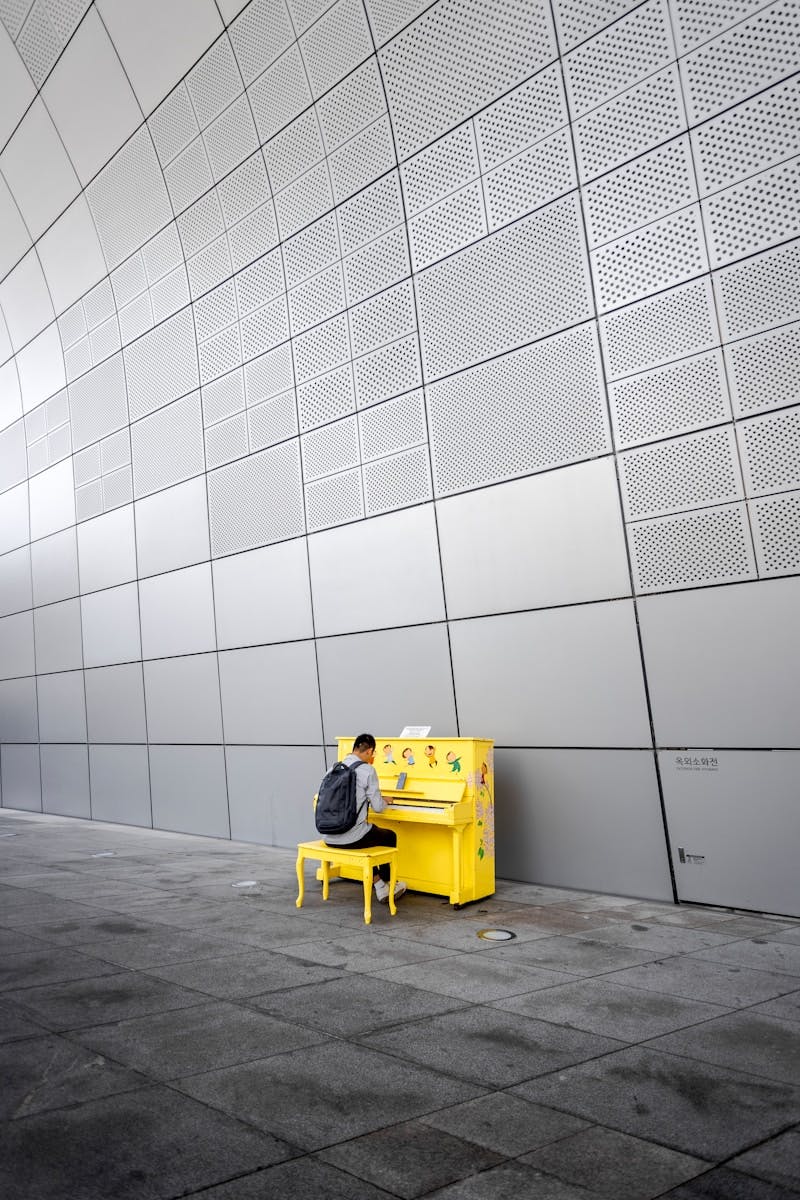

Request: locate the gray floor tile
(487, 934), (662, 977)
(658, 1165), (800, 1198)
(645, 1011), (800, 1087)
(361, 1005), (623, 1088)
(520, 1125), (709, 1199)
(605, 955), (799, 1007)
(751, 991), (800, 1024)
(688, 941), (800, 977)
(0, 1084), (294, 1200)
(71, 998), (327, 1079)
(514, 1045), (800, 1160)
(578, 923), (743, 954)
(0, 999), (46, 1043)
(174, 1040), (484, 1151)
(492, 977), (731, 1041)
(368, 949), (573, 1001)
(0, 928), (48, 955)
(144, 947), (344, 998)
(0, 1032), (147, 1120)
(251, 973), (464, 1036)
(5, 970), (207, 1031)
(767, 928), (800, 946)
(0, 946), (121, 992)
(0, 898), (116, 927)
(76, 927), (249, 970)
(423, 1159), (593, 1199)
(728, 1126), (800, 1193)
(419, 1092), (590, 1157)
(275, 930), (448, 973)
(9, 913), (159, 947)
(182, 1156), (397, 1198)
(317, 1118), (503, 1198)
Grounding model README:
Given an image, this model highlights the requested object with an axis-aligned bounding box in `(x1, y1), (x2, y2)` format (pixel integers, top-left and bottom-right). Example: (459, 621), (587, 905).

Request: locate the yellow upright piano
(336, 735), (495, 907)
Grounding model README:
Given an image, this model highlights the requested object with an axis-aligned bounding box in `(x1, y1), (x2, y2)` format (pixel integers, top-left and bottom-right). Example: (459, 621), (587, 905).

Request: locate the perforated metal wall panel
(86, 130), (173, 271)
(630, 503), (757, 594)
(751, 491), (800, 578)
(124, 309), (200, 422)
(427, 324), (609, 496)
(739, 406), (800, 498)
(609, 351), (730, 449)
(130, 392), (205, 499)
(715, 239), (800, 343)
(726, 322), (800, 419)
(619, 427), (742, 521)
(208, 441), (304, 556)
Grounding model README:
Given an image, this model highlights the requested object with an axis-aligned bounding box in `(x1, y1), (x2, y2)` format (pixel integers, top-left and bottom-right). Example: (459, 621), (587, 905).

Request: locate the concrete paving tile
(486, 934), (662, 977)
(76, 927), (250, 970)
(513, 1045), (800, 1160)
(181, 1156), (397, 1198)
(658, 1165), (800, 1198)
(423, 1159), (593, 1199)
(0, 1084), (294, 1200)
(275, 931), (449, 973)
(0, 999), (47, 1043)
(0, 1032), (147, 1119)
(361, 1005), (623, 1088)
(766, 928), (800, 946)
(251, 973), (464, 1036)
(751, 991), (800, 1024)
(493, 884), (590, 907)
(0, 946), (121, 992)
(605, 955), (799, 1007)
(645, 1011), (800, 1087)
(0, 898), (112, 926)
(419, 1091), (590, 1157)
(143, 947), (343, 997)
(9, 913), (158, 948)
(318, 1120), (503, 1198)
(728, 1126), (800, 1193)
(367, 950), (574, 1001)
(520, 1125), (709, 1199)
(173, 1040), (485, 1151)
(492, 977), (731, 1042)
(688, 940), (800, 977)
(5, 970), (207, 1031)
(0, 928), (49, 955)
(577, 923), (743, 954)
(71, 999), (328, 1079)
(367, 917), (547, 954)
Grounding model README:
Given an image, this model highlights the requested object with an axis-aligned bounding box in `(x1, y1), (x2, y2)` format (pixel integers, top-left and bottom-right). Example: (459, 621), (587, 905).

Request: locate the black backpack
(315, 759), (367, 835)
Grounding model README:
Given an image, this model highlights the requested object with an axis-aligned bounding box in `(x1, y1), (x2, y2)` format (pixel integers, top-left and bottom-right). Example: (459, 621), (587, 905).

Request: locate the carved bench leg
(362, 861), (373, 924)
(295, 852), (305, 909)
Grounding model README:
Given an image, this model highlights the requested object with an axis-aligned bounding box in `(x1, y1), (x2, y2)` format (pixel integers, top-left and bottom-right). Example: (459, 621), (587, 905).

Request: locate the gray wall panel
(30, 527), (79, 607)
(85, 663), (147, 743)
(149, 745), (229, 838)
(135, 476), (210, 579)
(139, 563), (216, 659)
(495, 748), (672, 900)
(660, 750), (800, 917)
(144, 653), (223, 743)
(437, 458), (630, 619)
(0, 545), (32, 616)
(1, 744), (41, 811)
(0, 610), (35, 678)
(317, 623), (458, 743)
(33, 598), (83, 674)
(218, 641), (321, 744)
(37, 671), (87, 742)
(41, 743), (90, 817)
(308, 504), (446, 637)
(450, 602), (652, 748)
(77, 504), (137, 593)
(639, 577), (800, 747)
(0, 677), (38, 741)
(89, 744), (152, 827)
(226, 744), (326, 846)
(213, 539), (314, 649)
(81, 583), (141, 667)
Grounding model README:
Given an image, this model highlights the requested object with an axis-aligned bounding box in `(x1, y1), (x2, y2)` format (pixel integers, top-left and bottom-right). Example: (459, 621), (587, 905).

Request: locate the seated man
(323, 733), (407, 903)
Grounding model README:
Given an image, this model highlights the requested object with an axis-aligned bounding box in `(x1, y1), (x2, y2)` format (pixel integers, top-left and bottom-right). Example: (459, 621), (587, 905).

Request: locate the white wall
(0, 0), (798, 914)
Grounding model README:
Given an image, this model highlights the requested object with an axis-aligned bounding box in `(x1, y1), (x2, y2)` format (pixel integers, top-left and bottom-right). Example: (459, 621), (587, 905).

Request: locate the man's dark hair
(353, 733), (376, 752)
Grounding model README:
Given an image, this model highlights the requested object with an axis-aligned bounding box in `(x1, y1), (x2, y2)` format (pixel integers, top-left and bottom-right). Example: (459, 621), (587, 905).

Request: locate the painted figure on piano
(446, 751), (462, 773)
(424, 744), (438, 767)
(402, 747), (415, 766)
(383, 744), (397, 765)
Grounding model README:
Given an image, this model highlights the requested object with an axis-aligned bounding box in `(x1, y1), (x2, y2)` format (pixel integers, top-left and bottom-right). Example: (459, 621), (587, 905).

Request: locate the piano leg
(451, 827), (463, 907)
(295, 850), (305, 909)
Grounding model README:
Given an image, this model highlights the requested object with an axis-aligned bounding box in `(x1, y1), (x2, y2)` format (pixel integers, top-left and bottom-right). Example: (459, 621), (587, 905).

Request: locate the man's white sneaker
(375, 879), (407, 903)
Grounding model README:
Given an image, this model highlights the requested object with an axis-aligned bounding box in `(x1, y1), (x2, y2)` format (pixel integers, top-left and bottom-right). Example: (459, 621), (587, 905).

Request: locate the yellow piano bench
(295, 840), (398, 925)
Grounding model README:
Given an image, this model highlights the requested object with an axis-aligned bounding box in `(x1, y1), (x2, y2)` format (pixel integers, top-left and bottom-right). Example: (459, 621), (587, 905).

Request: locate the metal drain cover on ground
(477, 929), (516, 941)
